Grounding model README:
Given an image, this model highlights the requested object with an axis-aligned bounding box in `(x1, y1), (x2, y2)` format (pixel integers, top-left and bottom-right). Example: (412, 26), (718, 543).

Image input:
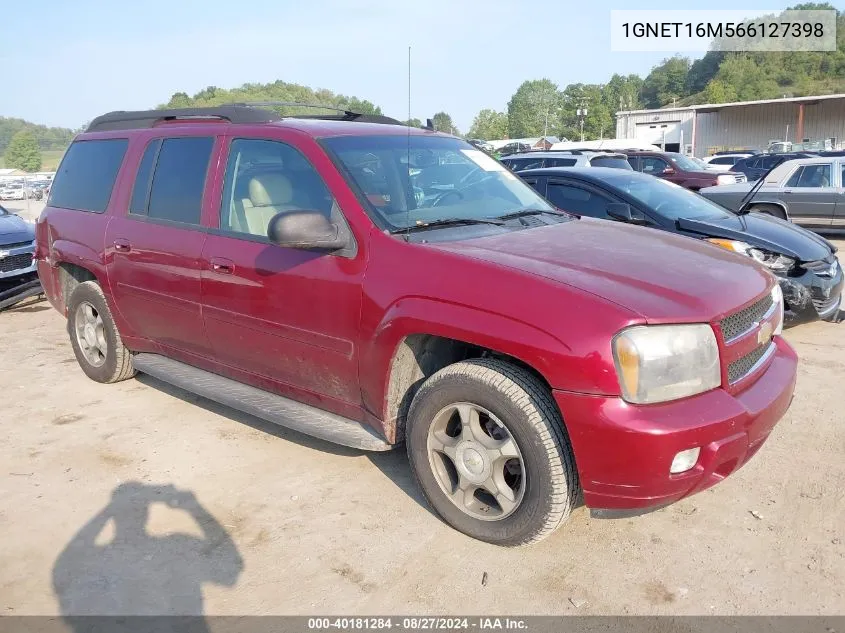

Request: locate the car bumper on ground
(553, 336), (798, 511)
(779, 266), (843, 325)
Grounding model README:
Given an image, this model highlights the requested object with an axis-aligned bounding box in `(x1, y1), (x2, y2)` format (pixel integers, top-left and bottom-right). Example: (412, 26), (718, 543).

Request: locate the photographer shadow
(53, 482), (243, 632)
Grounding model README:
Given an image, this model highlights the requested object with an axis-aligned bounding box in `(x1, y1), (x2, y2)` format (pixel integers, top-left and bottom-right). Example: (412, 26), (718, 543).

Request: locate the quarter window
(146, 137), (214, 224)
(220, 139), (334, 237)
(48, 139), (128, 213)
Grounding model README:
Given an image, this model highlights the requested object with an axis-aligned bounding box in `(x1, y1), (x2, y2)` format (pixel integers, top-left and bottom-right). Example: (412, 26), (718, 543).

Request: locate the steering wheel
(431, 189), (465, 207)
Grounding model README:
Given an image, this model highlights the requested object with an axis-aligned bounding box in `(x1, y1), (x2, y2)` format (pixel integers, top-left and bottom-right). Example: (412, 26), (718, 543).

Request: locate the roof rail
(86, 103), (403, 132)
(86, 106), (284, 132)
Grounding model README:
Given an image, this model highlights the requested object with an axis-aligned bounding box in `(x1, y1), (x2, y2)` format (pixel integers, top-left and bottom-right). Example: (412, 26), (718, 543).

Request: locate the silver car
(700, 156), (845, 230)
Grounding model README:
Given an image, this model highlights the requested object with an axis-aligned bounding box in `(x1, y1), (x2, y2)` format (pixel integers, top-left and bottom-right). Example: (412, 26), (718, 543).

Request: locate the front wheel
(406, 358), (579, 546)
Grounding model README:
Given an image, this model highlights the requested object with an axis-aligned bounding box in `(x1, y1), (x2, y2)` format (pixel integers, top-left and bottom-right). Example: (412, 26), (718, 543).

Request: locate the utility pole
(576, 107), (588, 142)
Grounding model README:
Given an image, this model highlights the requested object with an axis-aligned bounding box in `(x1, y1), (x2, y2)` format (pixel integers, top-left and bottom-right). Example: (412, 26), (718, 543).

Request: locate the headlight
(771, 283), (784, 336)
(706, 239), (795, 273)
(612, 324), (721, 404)
(716, 174), (736, 185)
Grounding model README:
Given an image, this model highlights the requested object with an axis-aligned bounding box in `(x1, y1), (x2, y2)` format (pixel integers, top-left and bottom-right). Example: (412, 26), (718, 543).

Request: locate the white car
(700, 153), (755, 170)
(0, 185), (26, 200)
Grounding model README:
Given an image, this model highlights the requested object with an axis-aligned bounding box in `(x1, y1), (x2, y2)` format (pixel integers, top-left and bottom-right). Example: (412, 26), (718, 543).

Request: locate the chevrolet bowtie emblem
(757, 321), (774, 347)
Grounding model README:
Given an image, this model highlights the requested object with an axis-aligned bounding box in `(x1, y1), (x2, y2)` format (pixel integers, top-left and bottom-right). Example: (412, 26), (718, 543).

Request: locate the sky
(1, 0), (843, 132)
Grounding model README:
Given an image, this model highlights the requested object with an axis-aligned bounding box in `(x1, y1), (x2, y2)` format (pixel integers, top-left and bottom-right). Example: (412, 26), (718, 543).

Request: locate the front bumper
(0, 244), (36, 281)
(780, 265), (844, 325)
(553, 336), (798, 511)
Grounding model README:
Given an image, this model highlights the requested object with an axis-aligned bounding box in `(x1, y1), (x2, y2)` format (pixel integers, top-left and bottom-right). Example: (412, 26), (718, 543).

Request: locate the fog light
(670, 447), (700, 474)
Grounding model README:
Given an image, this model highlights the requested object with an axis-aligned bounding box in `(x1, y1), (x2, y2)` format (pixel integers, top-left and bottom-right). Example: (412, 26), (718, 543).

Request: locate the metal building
(615, 93), (845, 157)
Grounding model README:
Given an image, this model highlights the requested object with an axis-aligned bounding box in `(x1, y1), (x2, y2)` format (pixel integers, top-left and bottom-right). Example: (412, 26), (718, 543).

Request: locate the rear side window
(547, 183), (612, 219)
(589, 157), (631, 170)
(709, 156), (735, 165)
(49, 139), (128, 213)
(146, 137), (214, 224)
(545, 158), (577, 168)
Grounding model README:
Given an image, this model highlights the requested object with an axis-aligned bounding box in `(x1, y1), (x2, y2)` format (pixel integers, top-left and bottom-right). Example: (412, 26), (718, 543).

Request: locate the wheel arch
(747, 200), (790, 220)
(369, 298), (566, 445)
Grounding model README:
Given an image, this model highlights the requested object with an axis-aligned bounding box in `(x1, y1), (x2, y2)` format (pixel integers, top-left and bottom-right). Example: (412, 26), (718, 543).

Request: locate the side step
(132, 353), (394, 452)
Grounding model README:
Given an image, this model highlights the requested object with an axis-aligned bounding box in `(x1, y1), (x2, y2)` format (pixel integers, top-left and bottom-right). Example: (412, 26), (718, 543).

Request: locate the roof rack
(86, 103), (402, 132)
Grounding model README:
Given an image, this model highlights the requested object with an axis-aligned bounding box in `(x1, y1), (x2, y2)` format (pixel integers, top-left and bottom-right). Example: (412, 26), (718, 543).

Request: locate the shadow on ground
(134, 374), (433, 515)
(53, 481), (243, 632)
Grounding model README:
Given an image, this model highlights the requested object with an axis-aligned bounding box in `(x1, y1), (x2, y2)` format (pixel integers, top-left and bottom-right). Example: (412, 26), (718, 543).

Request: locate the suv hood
(432, 219), (771, 322)
(0, 213), (34, 243)
(677, 212), (833, 262)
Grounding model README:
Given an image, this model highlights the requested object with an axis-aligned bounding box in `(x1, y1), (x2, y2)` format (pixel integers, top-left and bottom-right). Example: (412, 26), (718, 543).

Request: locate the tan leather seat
(242, 172), (298, 236)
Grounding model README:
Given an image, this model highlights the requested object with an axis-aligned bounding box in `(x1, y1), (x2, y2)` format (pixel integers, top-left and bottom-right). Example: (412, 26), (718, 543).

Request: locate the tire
(66, 281), (136, 383)
(406, 358), (579, 546)
(750, 204), (786, 220)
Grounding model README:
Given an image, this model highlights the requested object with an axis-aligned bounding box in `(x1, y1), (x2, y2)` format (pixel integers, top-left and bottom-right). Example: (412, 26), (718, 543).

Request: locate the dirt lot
(1, 199), (843, 615)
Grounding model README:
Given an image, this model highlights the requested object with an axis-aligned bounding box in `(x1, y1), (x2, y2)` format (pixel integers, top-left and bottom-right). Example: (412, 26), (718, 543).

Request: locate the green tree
(640, 56), (691, 108)
(402, 118), (423, 127)
(507, 79), (562, 138)
(432, 111), (458, 135)
(467, 109), (509, 140)
(4, 131), (41, 172)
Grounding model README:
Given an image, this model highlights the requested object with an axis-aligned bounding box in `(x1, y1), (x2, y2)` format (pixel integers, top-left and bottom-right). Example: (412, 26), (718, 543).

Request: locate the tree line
(465, 3), (844, 141)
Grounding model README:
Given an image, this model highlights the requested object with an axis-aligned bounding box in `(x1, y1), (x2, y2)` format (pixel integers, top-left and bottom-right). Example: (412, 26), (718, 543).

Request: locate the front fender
(360, 295), (600, 426)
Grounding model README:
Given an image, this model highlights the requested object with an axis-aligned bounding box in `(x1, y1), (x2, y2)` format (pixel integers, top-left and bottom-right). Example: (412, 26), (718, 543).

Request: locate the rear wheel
(406, 358), (579, 546)
(67, 281), (135, 383)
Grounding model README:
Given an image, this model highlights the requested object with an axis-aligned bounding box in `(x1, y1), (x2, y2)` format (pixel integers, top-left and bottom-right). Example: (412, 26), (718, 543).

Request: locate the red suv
(625, 150), (747, 190)
(36, 105), (797, 545)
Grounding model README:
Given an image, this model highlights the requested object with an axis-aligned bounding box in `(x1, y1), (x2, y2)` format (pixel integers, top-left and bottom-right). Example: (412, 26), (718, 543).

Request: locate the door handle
(209, 257), (234, 274)
(113, 239), (131, 252)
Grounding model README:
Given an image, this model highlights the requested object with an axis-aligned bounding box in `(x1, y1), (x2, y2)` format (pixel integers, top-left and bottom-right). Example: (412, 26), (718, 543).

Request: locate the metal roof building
(615, 93), (845, 157)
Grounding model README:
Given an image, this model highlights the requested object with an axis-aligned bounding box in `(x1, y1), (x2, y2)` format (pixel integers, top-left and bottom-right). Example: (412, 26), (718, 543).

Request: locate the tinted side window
(640, 157), (668, 174)
(129, 139), (161, 214)
(761, 156), (782, 169)
(626, 156), (639, 171)
(547, 183), (612, 219)
(545, 158), (577, 168)
(710, 156), (735, 165)
(147, 137), (214, 224)
(220, 139), (334, 237)
(785, 167), (804, 187)
(590, 157), (631, 170)
(49, 139), (128, 213)
(509, 158), (543, 171)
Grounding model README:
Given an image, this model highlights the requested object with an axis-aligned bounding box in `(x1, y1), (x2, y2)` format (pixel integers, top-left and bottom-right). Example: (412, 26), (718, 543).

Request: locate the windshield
(667, 153), (707, 171)
(323, 135), (554, 230)
(601, 172), (735, 221)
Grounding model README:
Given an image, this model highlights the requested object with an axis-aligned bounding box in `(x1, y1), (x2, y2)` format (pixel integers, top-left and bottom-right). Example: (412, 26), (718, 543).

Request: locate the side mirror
(661, 167), (676, 175)
(267, 211), (348, 251)
(607, 203), (648, 225)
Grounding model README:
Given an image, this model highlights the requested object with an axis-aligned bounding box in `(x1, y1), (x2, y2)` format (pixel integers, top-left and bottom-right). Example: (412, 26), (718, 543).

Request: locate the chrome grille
(812, 295), (840, 317)
(728, 342), (774, 383)
(0, 253), (32, 273)
(0, 240), (33, 250)
(720, 293), (774, 341)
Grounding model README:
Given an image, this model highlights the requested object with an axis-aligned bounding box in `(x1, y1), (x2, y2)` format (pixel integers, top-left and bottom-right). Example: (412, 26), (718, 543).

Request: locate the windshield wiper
(393, 217), (505, 233)
(494, 208), (568, 220)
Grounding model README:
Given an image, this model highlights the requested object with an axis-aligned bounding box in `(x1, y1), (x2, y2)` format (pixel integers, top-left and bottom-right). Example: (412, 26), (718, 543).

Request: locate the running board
(132, 353), (394, 452)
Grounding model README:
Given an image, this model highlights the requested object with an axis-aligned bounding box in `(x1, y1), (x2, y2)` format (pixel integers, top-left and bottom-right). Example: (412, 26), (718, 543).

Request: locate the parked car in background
(520, 167), (843, 324)
(1, 184), (26, 200)
(36, 105), (797, 545)
(0, 203), (37, 287)
(498, 141), (533, 156)
(501, 150), (632, 172)
(622, 150), (746, 190)
(701, 153), (755, 170)
(701, 156), (845, 233)
(467, 139), (494, 153)
(730, 152), (814, 182)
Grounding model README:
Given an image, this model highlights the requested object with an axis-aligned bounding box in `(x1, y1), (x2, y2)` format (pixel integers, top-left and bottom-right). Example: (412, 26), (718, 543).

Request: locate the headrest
(248, 172), (293, 207)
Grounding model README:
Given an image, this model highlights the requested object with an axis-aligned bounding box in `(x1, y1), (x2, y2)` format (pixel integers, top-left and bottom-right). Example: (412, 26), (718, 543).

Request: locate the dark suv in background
(624, 150), (747, 189)
(730, 152), (815, 182)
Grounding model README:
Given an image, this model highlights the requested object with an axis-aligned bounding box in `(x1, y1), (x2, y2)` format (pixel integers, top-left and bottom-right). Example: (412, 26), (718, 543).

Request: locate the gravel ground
(0, 200), (843, 616)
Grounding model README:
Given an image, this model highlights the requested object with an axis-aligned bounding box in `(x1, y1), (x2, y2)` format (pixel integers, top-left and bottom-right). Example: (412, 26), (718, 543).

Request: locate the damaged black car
(519, 167), (843, 326)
